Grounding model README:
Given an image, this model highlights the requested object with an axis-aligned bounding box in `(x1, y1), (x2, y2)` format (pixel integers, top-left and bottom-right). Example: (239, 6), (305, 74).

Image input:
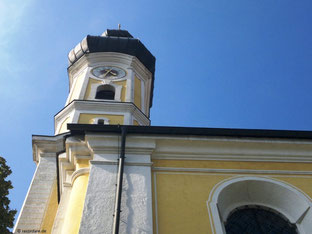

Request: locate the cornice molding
(32, 132), (312, 164)
(90, 160), (153, 167)
(32, 134), (67, 162)
(150, 136), (312, 163)
(151, 154), (312, 163)
(86, 134), (156, 155)
(153, 167), (312, 175)
(55, 100), (150, 127)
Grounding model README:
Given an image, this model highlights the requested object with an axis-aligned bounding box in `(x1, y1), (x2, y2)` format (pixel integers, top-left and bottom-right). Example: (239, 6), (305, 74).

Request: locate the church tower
(55, 29), (155, 134)
(14, 29), (156, 234)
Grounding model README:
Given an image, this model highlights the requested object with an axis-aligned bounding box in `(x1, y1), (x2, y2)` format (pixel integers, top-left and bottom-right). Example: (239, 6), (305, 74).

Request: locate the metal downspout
(113, 126), (127, 234)
(56, 150), (65, 203)
(56, 133), (70, 203)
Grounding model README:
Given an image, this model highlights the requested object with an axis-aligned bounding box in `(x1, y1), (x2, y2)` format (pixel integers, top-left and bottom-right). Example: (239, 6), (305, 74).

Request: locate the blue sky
(1, 0), (312, 223)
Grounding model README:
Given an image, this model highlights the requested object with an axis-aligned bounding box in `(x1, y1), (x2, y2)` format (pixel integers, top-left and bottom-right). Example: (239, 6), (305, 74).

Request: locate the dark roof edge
(67, 124), (312, 140)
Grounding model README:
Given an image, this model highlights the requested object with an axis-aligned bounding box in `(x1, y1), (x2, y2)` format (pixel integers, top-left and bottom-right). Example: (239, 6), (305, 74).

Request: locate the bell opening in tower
(95, 85), (115, 100)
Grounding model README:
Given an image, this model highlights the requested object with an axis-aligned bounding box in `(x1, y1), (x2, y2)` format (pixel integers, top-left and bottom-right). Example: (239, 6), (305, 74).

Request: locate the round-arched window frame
(208, 176), (312, 234)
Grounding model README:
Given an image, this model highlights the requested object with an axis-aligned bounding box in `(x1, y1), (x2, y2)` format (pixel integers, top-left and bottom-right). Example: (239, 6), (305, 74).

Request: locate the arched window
(225, 205), (298, 234)
(95, 85), (115, 100)
(97, 119), (105, 125)
(208, 177), (312, 234)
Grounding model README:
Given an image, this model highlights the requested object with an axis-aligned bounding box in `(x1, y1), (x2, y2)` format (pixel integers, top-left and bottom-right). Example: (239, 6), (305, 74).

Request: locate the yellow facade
(152, 159), (312, 234)
(40, 181), (59, 233)
(62, 174), (89, 234)
(78, 113), (124, 125)
(58, 160), (90, 234)
(61, 159), (90, 234)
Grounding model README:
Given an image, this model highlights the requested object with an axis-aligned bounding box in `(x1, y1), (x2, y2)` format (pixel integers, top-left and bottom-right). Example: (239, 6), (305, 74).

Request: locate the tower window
(97, 119), (105, 125)
(92, 118), (109, 125)
(95, 85), (115, 100)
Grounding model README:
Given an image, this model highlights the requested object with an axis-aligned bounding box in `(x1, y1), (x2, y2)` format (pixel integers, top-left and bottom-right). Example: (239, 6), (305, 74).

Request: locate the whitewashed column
(79, 154), (119, 234)
(79, 134), (155, 234)
(14, 154), (56, 233)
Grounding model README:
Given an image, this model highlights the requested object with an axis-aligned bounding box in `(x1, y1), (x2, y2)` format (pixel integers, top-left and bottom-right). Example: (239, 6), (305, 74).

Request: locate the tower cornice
(54, 100), (151, 134)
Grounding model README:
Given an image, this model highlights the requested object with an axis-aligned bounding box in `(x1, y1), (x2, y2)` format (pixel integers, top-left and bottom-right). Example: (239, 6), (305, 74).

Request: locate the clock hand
(103, 69), (112, 78)
(109, 71), (117, 76)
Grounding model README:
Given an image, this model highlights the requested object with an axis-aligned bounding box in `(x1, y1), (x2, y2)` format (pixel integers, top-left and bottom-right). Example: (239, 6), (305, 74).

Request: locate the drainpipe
(113, 125), (127, 234)
(56, 150), (65, 203)
(56, 134), (70, 203)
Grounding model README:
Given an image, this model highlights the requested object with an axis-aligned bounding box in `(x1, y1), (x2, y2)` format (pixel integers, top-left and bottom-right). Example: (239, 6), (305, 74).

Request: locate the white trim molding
(150, 135), (312, 163)
(208, 176), (312, 234)
(55, 100), (151, 127)
(153, 167), (312, 175)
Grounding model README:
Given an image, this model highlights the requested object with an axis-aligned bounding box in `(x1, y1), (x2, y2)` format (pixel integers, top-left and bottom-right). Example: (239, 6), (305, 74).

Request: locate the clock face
(91, 66), (126, 79)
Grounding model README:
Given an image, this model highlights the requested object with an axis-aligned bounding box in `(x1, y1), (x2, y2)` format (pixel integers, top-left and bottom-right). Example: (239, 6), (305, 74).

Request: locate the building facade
(14, 29), (312, 234)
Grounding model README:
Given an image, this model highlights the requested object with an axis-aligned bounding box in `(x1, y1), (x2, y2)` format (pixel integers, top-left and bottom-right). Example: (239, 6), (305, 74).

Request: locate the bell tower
(55, 29), (156, 134)
(14, 29), (156, 234)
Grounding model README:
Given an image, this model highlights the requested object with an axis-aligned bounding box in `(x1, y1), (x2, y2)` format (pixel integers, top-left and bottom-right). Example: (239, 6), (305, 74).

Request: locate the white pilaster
(79, 134), (155, 233)
(119, 163), (153, 233)
(79, 155), (153, 234)
(79, 159), (118, 234)
(14, 154), (57, 233)
(126, 68), (134, 103)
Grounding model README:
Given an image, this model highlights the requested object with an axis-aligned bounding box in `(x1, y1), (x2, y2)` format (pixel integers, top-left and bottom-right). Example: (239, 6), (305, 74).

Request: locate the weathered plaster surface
(79, 163), (117, 233)
(14, 155), (56, 233)
(79, 155), (153, 234)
